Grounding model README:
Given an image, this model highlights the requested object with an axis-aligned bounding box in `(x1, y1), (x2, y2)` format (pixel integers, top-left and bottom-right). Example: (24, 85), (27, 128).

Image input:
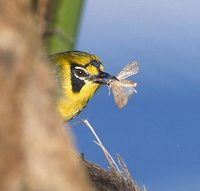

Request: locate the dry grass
(82, 119), (145, 191)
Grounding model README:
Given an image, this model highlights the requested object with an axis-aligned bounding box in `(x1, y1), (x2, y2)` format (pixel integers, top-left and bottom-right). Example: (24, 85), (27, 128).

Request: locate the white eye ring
(74, 66), (89, 80)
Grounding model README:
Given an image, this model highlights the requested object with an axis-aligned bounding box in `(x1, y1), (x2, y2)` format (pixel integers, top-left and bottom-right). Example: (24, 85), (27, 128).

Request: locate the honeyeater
(50, 51), (115, 121)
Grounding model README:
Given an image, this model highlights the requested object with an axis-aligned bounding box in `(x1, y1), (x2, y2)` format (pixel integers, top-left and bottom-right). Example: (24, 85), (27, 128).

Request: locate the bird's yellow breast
(58, 82), (100, 121)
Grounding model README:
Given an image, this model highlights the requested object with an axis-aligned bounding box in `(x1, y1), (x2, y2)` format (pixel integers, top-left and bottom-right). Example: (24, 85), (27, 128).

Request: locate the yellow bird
(50, 51), (115, 121)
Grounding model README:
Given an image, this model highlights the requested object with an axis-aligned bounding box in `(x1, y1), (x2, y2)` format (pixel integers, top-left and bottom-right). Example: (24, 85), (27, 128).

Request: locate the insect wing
(111, 79), (137, 108)
(117, 61), (139, 80)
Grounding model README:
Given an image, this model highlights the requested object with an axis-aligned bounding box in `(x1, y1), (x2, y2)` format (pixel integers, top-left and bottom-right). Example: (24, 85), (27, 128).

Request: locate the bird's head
(51, 51), (115, 121)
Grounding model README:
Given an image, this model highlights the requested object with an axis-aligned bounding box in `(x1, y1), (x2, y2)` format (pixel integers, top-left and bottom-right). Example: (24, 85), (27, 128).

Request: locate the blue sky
(69, 1), (200, 190)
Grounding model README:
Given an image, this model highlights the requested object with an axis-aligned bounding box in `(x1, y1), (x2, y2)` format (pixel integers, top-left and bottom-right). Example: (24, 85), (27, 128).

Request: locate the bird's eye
(74, 67), (88, 78)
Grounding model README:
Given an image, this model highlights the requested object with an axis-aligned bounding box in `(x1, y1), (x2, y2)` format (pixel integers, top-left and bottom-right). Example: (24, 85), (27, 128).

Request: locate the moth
(108, 61), (139, 109)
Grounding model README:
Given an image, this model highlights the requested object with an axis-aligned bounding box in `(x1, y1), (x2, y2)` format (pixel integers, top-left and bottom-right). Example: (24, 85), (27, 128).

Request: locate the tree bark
(0, 1), (92, 191)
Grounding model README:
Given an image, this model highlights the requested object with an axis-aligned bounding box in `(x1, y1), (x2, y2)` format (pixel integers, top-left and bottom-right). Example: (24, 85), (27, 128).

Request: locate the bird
(50, 50), (115, 121)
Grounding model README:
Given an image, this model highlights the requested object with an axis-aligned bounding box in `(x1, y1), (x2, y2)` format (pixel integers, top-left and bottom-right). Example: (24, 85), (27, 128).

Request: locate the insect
(108, 61), (139, 108)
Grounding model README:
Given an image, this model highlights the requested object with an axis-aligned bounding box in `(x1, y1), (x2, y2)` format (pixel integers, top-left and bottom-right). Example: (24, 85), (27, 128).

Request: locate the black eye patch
(70, 65), (86, 93)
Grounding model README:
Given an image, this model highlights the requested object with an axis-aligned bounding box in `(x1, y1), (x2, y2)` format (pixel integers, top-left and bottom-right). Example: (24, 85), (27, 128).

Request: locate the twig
(82, 119), (118, 172)
(94, 141), (120, 173)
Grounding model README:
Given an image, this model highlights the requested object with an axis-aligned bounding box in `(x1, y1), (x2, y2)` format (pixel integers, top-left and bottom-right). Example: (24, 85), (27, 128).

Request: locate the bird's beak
(90, 71), (117, 84)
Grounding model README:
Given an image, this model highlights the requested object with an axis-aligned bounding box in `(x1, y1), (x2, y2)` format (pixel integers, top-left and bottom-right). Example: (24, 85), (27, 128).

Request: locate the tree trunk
(0, 1), (92, 191)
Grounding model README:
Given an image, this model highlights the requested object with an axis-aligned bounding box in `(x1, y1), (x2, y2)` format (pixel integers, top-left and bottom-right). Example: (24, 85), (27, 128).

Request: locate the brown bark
(0, 1), (92, 191)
